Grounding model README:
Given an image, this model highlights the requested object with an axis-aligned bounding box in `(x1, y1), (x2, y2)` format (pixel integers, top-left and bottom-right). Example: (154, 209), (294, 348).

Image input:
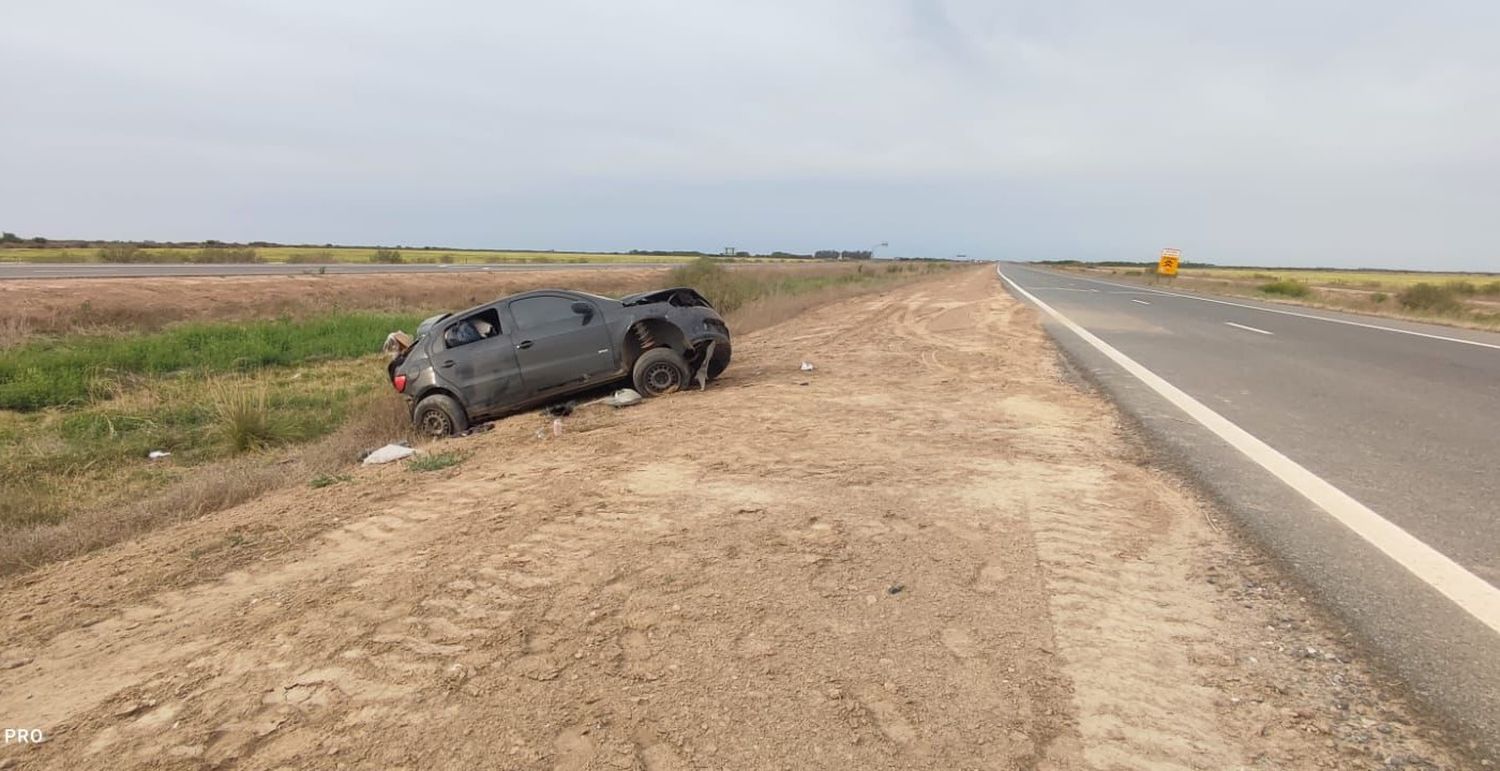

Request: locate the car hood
(619, 287), (713, 308)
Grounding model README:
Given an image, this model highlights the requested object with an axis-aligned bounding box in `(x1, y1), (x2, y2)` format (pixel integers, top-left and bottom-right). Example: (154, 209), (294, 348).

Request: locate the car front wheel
(413, 394), (469, 438)
(632, 348), (689, 397)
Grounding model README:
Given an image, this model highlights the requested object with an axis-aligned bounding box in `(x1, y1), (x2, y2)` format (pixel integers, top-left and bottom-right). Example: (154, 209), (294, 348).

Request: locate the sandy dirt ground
(0, 267), (1465, 769)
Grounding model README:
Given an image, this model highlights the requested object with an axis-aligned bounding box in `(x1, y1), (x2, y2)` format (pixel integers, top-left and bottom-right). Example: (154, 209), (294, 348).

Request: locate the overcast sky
(4, 1), (1498, 268)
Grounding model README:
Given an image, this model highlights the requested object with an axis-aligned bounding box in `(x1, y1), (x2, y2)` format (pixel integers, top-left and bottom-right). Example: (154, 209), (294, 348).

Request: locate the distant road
(0, 262), (678, 280)
(998, 262), (1500, 755)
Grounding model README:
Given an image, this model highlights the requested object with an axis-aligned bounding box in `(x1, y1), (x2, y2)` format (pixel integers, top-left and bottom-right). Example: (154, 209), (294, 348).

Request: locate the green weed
(1259, 279), (1311, 297)
(409, 452), (465, 472)
(309, 473), (352, 488)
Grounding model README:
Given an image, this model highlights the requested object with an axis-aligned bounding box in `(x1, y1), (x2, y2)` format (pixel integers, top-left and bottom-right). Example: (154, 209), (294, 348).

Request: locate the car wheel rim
(421, 410), (452, 436)
(644, 362), (681, 394)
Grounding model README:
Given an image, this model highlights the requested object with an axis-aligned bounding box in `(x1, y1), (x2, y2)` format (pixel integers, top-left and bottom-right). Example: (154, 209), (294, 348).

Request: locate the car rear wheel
(414, 394), (469, 438)
(632, 348), (689, 397)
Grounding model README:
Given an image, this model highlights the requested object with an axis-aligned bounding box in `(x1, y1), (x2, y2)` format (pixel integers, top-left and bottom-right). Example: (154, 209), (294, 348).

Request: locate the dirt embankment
(0, 267), (1462, 769)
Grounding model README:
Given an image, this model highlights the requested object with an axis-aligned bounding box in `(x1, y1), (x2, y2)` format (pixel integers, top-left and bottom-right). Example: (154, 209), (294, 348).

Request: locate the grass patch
(309, 473), (352, 488)
(409, 451), (465, 472)
(0, 312), (421, 410)
(1259, 279), (1311, 297)
(1397, 283), (1465, 314)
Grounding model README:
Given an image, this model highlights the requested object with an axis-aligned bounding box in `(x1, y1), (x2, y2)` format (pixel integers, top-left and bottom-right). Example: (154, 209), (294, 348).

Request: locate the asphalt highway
(999, 262), (1500, 756)
(0, 262), (677, 279)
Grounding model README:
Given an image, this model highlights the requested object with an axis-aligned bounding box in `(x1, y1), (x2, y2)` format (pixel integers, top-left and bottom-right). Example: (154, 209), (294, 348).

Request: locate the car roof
(440, 288), (617, 323)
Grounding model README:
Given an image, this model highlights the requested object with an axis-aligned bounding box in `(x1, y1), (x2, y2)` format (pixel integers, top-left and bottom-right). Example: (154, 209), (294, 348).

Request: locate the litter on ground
(362, 443), (416, 465)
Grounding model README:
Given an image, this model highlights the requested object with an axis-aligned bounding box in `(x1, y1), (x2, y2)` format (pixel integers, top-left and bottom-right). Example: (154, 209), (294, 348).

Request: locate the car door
(507, 294), (615, 393)
(433, 307), (523, 417)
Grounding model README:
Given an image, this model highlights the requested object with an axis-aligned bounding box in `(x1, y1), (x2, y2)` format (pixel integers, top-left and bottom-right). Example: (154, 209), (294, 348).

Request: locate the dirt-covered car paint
(388, 287), (731, 435)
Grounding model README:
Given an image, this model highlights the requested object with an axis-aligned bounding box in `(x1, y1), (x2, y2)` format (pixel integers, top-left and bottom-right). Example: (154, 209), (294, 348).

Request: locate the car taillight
(392, 373), (408, 393)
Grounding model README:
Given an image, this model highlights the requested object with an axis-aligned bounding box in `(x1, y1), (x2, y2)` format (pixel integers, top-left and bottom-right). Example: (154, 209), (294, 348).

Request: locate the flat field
(1070, 264), (1500, 329)
(0, 246), (699, 264)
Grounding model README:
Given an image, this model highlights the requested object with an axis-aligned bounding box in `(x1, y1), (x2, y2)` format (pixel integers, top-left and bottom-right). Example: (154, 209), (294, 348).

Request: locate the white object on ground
(609, 389), (643, 407)
(147, 450), (171, 460)
(800, 361), (815, 372)
(363, 443), (416, 465)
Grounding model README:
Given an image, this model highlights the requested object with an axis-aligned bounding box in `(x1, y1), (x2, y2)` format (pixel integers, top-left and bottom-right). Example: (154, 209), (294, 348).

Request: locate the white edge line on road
(1130, 299), (1151, 305)
(1225, 321), (1273, 336)
(1028, 267), (1500, 351)
(998, 267), (1500, 636)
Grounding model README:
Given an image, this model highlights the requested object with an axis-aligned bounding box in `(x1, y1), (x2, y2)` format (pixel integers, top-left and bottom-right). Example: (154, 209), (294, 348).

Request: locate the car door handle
(517, 340), (534, 350)
(440, 360), (456, 369)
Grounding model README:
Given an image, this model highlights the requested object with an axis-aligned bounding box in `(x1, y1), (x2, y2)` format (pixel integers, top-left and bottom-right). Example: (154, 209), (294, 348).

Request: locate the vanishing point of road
(999, 262), (1500, 756)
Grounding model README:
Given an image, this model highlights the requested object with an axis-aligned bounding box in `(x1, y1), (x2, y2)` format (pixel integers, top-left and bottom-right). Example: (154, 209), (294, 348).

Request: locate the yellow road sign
(1157, 248), (1181, 277)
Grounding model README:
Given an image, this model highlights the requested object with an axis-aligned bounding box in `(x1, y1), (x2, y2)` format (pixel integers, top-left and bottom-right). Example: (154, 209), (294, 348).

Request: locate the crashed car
(386, 287), (731, 436)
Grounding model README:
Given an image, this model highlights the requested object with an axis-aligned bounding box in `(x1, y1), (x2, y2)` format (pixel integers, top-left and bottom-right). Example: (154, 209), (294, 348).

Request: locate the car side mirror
(571, 302), (593, 321)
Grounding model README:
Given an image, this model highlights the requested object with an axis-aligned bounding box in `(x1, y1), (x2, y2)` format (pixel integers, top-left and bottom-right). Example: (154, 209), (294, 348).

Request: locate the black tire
(632, 347), (689, 397)
(413, 394), (469, 438)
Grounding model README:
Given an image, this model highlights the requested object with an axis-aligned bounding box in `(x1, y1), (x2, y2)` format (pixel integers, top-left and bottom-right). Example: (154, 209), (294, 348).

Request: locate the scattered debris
(147, 450), (172, 461)
(695, 340), (718, 391)
(362, 443), (415, 466)
(542, 402), (576, 418)
(800, 361), (816, 372)
(382, 331), (414, 358)
(458, 422), (495, 438)
(551, 418), (564, 437)
(887, 584), (905, 595)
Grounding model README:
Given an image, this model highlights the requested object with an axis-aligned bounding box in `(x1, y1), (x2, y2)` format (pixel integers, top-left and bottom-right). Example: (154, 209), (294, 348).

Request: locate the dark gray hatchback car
(388, 287), (731, 436)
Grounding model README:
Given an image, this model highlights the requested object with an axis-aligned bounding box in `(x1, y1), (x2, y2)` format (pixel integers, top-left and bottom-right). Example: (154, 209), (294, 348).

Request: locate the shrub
(371, 249), (404, 264)
(1398, 283), (1463, 314)
(1259, 279), (1310, 297)
(286, 251), (333, 264)
(1370, 292), (1388, 303)
(207, 377), (286, 452)
(190, 246), (261, 263)
(98, 244), (149, 263)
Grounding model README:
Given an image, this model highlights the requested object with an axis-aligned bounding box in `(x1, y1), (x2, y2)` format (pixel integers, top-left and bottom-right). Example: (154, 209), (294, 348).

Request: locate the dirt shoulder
(0, 267), (1463, 769)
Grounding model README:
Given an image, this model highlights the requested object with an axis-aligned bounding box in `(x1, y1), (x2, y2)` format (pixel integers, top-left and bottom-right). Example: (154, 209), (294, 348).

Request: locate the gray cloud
(3, 0), (1497, 268)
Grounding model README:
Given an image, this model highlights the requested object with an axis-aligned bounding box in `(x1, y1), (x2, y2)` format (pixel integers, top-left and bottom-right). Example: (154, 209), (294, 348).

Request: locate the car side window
(510, 296), (592, 330)
(443, 308), (502, 348)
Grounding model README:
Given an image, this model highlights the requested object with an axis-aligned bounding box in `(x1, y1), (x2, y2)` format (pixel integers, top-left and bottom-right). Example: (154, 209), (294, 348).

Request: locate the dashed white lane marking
(998, 267), (1500, 636)
(1020, 267), (1500, 351)
(1225, 321), (1273, 335)
(1130, 299), (1151, 306)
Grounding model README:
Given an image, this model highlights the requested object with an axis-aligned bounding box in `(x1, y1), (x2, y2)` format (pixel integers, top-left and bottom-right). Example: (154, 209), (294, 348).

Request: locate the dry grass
(1076, 266), (1500, 331)
(0, 269), (669, 342)
(0, 387), (414, 576)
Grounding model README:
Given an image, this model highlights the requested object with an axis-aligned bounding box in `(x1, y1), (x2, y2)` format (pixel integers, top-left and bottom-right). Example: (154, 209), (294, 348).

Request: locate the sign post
(1157, 248), (1181, 281)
